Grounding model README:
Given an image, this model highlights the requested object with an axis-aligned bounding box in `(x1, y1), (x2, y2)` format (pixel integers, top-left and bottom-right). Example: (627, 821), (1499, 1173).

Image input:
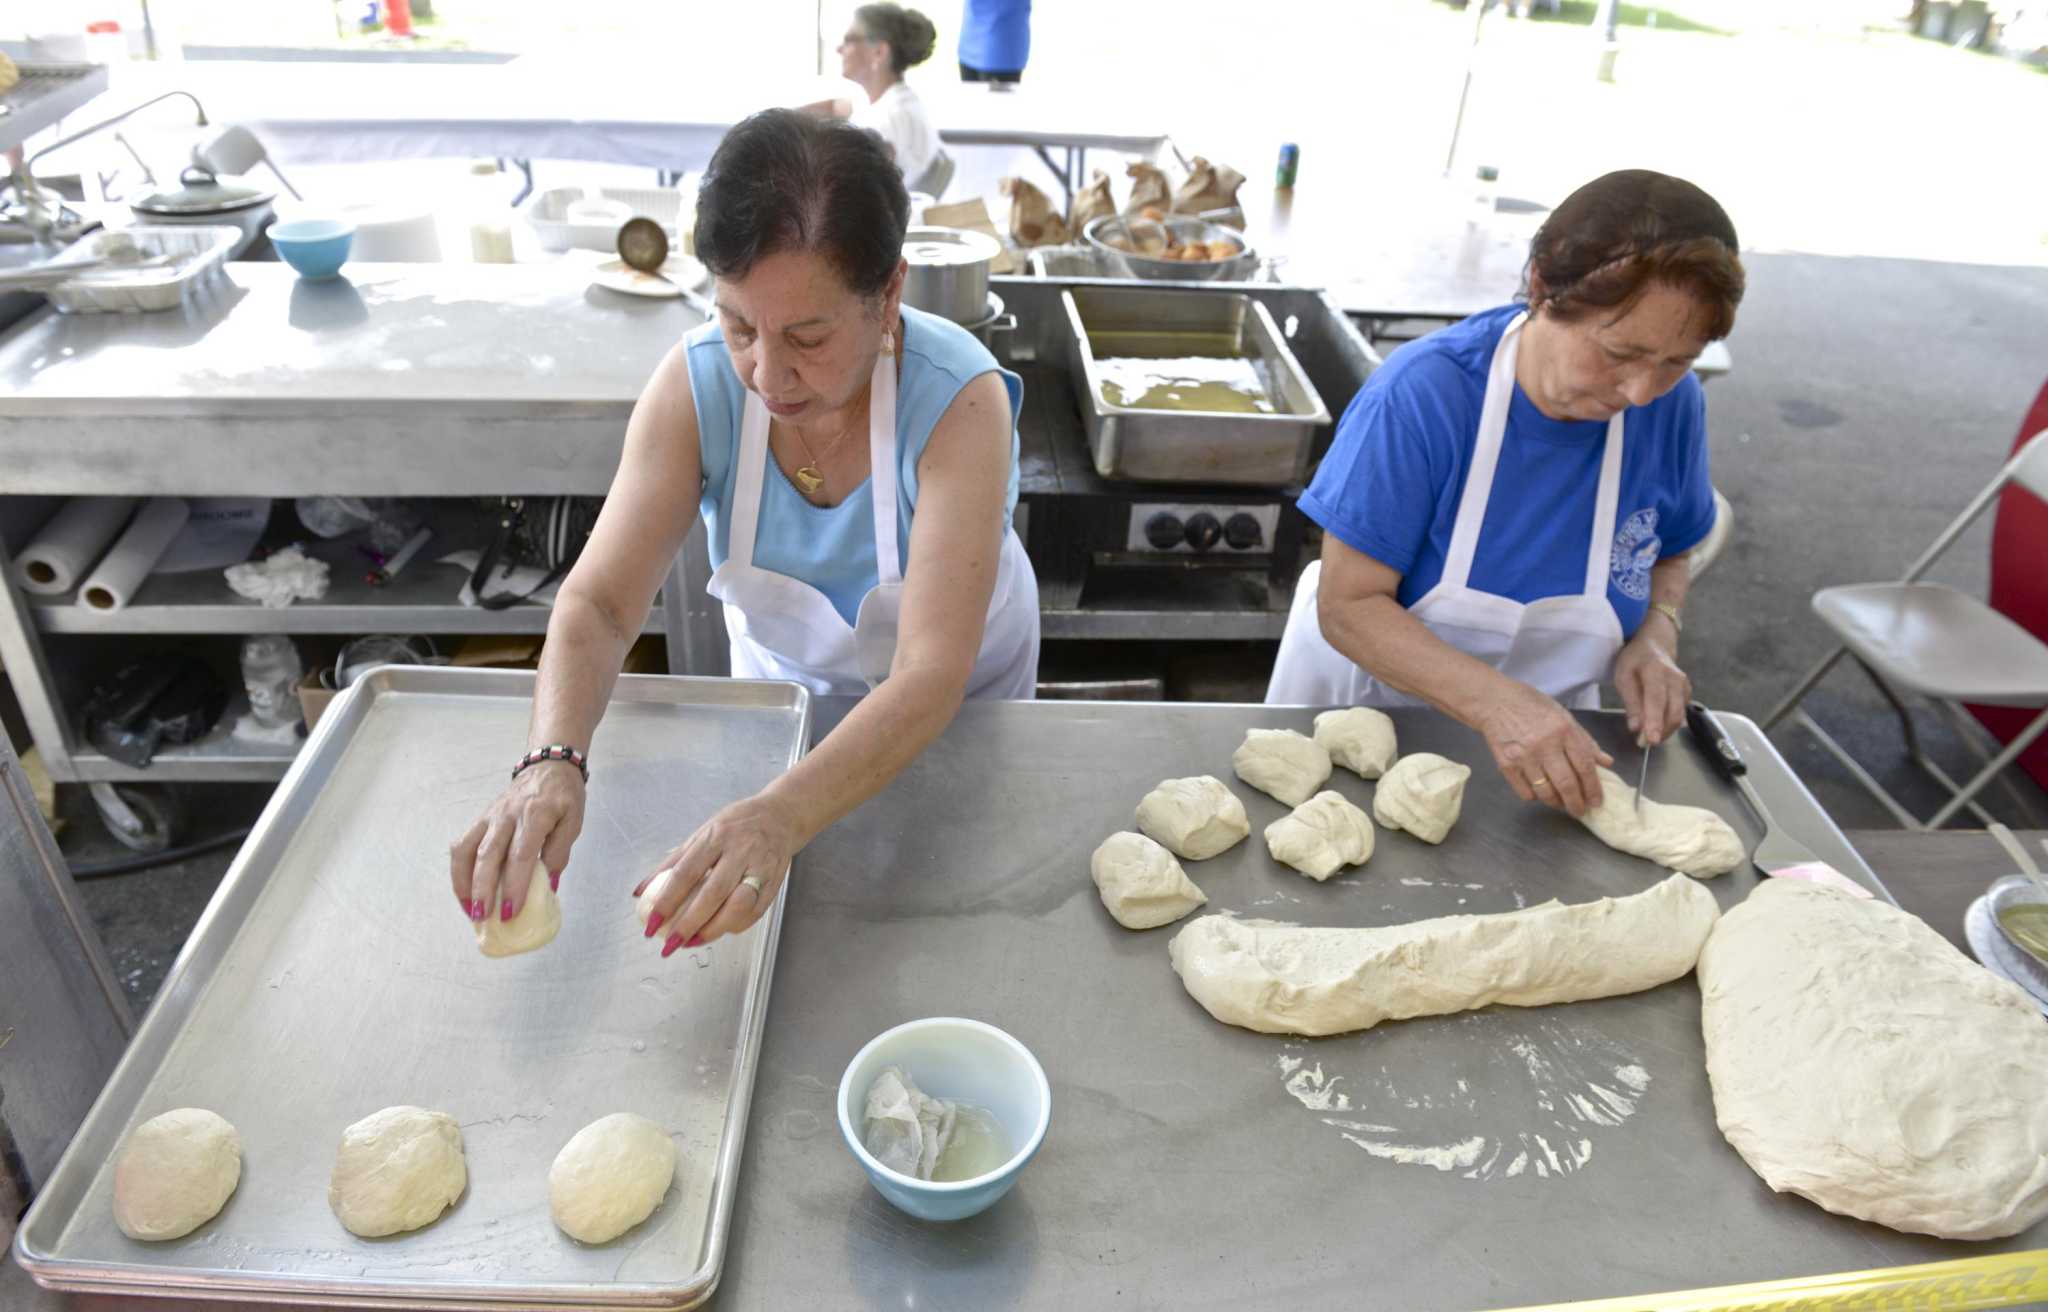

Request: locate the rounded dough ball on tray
(1091, 831), (1208, 929)
(1232, 728), (1332, 807)
(1372, 753), (1471, 845)
(112, 1108), (242, 1241)
(329, 1106), (467, 1238)
(1135, 775), (1249, 860)
(1313, 707), (1398, 780)
(1264, 790), (1375, 881)
(475, 858), (561, 957)
(549, 1112), (679, 1244)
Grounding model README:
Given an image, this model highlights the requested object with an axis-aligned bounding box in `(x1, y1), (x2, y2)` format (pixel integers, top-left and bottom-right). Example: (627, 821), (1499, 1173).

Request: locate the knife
(1684, 701), (1872, 898)
(1634, 735), (1651, 815)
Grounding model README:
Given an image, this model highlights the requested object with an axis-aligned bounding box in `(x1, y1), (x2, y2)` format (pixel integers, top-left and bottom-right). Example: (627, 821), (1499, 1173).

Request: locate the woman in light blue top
(449, 109), (1038, 956)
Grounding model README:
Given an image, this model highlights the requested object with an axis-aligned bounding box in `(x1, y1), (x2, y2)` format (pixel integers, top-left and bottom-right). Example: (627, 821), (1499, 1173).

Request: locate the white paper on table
(154, 498), (274, 573)
(439, 549), (562, 607)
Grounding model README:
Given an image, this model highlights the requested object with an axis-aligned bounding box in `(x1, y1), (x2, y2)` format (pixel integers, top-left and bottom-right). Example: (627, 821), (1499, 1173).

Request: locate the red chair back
(1970, 379), (2048, 792)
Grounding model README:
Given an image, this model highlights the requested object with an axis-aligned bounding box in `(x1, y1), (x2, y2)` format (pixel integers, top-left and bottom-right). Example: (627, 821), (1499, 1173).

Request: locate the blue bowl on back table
(266, 218), (356, 281)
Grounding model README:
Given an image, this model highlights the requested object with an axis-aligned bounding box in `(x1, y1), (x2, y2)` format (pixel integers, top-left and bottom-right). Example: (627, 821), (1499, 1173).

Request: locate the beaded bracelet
(513, 744), (588, 783)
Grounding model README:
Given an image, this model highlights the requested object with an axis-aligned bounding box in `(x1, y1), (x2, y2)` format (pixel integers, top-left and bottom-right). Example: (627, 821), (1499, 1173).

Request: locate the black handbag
(469, 496), (602, 611)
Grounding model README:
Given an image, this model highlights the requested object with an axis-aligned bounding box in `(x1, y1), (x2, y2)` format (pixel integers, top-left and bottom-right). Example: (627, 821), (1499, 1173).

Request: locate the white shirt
(851, 81), (939, 189)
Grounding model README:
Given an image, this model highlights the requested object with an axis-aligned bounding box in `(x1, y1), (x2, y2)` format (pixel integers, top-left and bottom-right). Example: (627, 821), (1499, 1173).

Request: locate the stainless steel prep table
(14, 701), (2047, 1310)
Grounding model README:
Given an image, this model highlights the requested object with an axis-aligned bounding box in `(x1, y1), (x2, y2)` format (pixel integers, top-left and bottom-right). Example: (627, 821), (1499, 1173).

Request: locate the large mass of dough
(1699, 879), (2048, 1240)
(328, 1106), (467, 1237)
(475, 858), (561, 957)
(548, 1112), (679, 1243)
(1169, 872), (1719, 1036)
(1313, 707), (1398, 779)
(0, 53), (18, 95)
(1578, 766), (1744, 878)
(1263, 790), (1375, 881)
(1135, 775), (1249, 860)
(111, 1108), (242, 1241)
(1090, 831), (1208, 929)
(1232, 728), (1333, 807)
(1371, 752), (1471, 844)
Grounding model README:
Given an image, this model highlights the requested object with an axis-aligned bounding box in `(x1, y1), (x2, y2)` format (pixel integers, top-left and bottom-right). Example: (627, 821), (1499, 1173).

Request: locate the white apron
(707, 349), (1039, 700)
(1266, 311), (1625, 710)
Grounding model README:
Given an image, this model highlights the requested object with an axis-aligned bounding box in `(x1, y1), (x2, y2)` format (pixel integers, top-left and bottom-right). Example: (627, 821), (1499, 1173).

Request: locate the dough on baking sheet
(1091, 831), (1207, 929)
(112, 1108), (241, 1241)
(1314, 707), (1398, 780)
(329, 1106), (467, 1237)
(0, 53), (18, 96)
(634, 866), (674, 929)
(1232, 728), (1332, 807)
(1578, 766), (1743, 878)
(1169, 872), (1719, 1036)
(549, 1112), (678, 1244)
(1700, 879), (2048, 1240)
(1135, 775), (1249, 860)
(1372, 752), (1471, 844)
(475, 858), (560, 957)
(1263, 790), (1375, 881)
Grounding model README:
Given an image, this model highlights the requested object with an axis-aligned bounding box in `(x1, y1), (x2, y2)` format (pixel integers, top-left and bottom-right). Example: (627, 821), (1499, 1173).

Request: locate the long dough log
(1168, 873), (1720, 1036)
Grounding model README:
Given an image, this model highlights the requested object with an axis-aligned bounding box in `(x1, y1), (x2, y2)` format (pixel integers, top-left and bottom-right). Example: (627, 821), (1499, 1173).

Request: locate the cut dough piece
(112, 1108), (241, 1241)
(1169, 872), (1718, 1036)
(1578, 766), (1743, 878)
(1232, 728), (1332, 807)
(1135, 775), (1249, 860)
(1263, 791), (1375, 881)
(1314, 707), (1398, 779)
(1091, 831), (1207, 929)
(634, 866), (673, 929)
(475, 858), (561, 956)
(329, 1106), (467, 1237)
(1372, 752), (1471, 844)
(1700, 879), (2048, 1240)
(549, 1112), (678, 1243)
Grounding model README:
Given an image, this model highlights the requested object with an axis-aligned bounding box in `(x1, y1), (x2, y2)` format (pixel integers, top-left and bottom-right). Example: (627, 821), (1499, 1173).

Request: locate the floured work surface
(16, 667), (809, 1309)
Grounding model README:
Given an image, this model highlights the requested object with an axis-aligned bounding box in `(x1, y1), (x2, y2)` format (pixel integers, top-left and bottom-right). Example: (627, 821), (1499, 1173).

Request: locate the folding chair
(911, 150), (956, 203)
(1688, 488), (1735, 582)
(1764, 429), (2048, 830)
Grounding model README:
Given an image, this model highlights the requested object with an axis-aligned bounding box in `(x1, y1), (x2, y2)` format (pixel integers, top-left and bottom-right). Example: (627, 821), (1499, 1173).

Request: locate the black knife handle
(1686, 701), (1748, 780)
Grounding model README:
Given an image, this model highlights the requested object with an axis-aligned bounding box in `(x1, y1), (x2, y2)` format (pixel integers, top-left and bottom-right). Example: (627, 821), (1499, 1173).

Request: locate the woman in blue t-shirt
(449, 110), (1038, 955)
(1267, 170), (1744, 819)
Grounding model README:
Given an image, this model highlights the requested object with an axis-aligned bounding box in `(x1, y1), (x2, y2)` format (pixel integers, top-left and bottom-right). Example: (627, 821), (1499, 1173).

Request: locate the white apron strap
(1438, 310), (1528, 591)
(730, 390), (773, 568)
(1582, 410), (1627, 597)
(868, 340), (902, 586)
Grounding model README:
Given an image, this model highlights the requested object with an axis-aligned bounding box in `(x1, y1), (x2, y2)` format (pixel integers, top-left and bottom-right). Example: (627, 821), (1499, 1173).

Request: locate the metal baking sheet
(15, 666), (810, 1309)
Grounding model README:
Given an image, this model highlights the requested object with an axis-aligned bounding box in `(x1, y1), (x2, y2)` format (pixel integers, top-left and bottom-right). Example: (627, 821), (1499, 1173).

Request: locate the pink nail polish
(661, 933), (683, 958)
(469, 900), (485, 921)
(501, 900), (515, 922)
(645, 911), (665, 938)
(685, 934), (703, 949)
(549, 870), (560, 892)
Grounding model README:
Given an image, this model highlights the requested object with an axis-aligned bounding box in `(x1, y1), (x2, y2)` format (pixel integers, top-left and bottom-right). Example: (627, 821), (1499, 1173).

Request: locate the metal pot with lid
(130, 166), (277, 257)
(900, 225), (999, 326)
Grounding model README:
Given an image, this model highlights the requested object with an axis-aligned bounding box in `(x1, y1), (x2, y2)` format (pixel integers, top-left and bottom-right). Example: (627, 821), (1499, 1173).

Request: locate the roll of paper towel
(15, 497), (138, 596)
(77, 498), (190, 612)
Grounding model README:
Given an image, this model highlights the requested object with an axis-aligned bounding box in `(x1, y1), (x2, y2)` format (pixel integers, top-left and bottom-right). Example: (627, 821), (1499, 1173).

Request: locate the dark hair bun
(899, 9), (937, 66)
(857, 4), (937, 73)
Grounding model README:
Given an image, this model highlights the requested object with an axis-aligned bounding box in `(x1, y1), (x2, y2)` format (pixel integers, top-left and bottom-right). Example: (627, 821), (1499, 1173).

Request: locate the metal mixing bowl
(1082, 214), (1259, 283)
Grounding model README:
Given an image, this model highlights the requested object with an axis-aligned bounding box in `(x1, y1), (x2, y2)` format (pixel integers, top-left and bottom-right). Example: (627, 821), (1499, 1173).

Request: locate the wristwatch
(1649, 601), (1683, 633)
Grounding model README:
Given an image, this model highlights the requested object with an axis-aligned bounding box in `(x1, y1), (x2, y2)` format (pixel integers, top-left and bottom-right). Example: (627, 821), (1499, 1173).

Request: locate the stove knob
(1184, 512), (1223, 552)
(1143, 512), (1185, 550)
(1223, 513), (1264, 550)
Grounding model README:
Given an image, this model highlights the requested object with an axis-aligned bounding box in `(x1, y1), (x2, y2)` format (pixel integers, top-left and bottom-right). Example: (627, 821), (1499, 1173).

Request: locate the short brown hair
(1521, 169), (1745, 342)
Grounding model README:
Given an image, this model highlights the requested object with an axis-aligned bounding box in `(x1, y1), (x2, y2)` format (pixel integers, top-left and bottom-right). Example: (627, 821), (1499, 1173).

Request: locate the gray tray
(14, 667), (811, 1309)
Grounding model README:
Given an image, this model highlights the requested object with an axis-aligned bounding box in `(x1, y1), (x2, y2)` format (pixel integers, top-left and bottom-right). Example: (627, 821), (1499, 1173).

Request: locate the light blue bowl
(837, 1017), (1050, 1222)
(267, 218), (355, 280)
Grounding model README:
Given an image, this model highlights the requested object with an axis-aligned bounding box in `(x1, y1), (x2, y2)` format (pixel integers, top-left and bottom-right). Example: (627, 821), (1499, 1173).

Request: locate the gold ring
(739, 874), (766, 896)
(1531, 776), (1551, 789)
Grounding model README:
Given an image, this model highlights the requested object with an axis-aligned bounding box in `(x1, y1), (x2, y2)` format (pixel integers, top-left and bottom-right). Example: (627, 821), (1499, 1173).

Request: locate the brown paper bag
(921, 197), (1018, 273)
(1171, 156), (1247, 217)
(1124, 161), (1172, 218)
(999, 176), (1071, 248)
(1067, 169), (1116, 236)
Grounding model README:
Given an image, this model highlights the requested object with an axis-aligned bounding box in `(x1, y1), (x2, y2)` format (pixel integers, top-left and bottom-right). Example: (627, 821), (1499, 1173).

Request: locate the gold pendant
(794, 465), (824, 495)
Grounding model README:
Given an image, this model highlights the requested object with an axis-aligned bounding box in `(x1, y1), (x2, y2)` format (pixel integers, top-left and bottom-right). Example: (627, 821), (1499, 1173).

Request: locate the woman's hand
(634, 792), (801, 957)
(1613, 620), (1691, 747)
(1476, 681), (1614, 816)
(449, 761), (585, 923)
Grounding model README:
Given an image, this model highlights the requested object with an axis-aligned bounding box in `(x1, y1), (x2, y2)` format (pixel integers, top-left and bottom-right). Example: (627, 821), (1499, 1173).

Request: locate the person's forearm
(526, 588), (636, 753)
(1323, 594), (1526, 732)
(757, 664), (964, 848)
(1638, 554), (1692, 655)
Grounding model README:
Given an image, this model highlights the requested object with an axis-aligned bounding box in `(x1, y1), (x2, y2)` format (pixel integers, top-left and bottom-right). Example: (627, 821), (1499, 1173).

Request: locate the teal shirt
(687, 305), (1024, 626)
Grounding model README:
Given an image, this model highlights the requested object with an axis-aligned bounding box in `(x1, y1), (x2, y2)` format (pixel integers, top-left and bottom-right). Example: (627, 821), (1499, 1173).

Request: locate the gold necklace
(787, 418), (859, 496)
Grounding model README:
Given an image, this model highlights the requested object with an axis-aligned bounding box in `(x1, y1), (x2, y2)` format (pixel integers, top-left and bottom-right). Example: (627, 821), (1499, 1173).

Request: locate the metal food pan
(1061, 285), (1331, 487)
(14, 665), (810, 1309)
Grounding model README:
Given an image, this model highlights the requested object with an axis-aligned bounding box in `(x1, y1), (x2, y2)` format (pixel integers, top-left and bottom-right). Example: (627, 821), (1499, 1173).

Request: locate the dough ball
(1577, 766), (1743, 878)
(112, 1108), (241, 1241)
(1231, 728), (1332, 807)
(475, 859), (560, 957)
(1313, 707), (1398, 779)
(1091, 831), (1208, 929)
(1263, 790), (1375, 881)
(634, 866), (675, 930)
(549, 1112), (678, 1244)
(1135, 775), (1249, 860)
(328, 1106), (466, 1237)
(1700, 880), (2048, 1240)
(1372, 753), (1471, 844)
